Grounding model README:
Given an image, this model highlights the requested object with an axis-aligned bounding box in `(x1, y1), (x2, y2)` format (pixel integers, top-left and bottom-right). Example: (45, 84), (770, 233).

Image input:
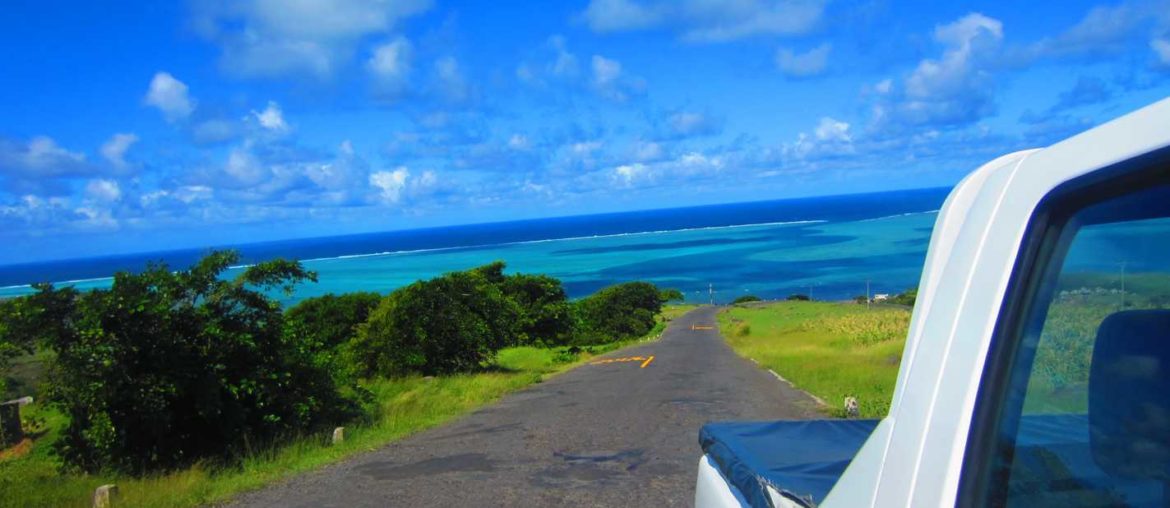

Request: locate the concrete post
(331, 427), (345, 445)
(93, 484), (118, 508)
(0, 400), (22, 448)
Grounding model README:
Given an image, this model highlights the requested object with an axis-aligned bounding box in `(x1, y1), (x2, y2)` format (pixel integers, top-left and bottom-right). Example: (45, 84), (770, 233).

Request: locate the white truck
(695, 97), (1170, 507)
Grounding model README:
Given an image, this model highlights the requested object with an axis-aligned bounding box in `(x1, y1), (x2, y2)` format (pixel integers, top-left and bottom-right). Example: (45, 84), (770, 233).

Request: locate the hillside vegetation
(0, 251), (685, 507)
(718, 301), (911, 418)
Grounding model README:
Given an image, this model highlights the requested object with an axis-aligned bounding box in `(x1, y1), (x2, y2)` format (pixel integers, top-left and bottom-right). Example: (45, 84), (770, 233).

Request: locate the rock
(844, 396), (860, 419)
(93, 484), (118, 508)
(332, 427), (345, 445)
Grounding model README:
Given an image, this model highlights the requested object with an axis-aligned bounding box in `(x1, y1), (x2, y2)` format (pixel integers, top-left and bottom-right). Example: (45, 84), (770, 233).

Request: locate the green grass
(718, 301), (910, 418)
(0, 306), (690, 508)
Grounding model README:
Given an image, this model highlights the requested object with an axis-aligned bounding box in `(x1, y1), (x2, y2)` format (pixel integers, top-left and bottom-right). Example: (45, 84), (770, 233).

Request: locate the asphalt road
(229, 306), (820, 507)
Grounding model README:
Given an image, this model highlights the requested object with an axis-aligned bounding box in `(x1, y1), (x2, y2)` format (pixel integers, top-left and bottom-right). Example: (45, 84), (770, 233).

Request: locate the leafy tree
(659, 288), (685, 303)
(786, 294), (811, 301)
(8, 251), (358, 473)
(732, 295), (761, 304)
(285, 292), (383, 352)
(574, 282), (665, 344)
(891, 287), (918, 307)
(351, 268), (520, 376)
(499, 273), (574, 347)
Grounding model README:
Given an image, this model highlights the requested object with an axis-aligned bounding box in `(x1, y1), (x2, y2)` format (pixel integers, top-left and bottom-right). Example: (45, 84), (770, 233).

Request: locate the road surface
(230, 306), (820, 507)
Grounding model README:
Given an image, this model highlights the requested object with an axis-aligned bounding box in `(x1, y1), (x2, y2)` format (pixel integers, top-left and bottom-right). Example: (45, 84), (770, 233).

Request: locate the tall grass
(718, 301), (910, 418)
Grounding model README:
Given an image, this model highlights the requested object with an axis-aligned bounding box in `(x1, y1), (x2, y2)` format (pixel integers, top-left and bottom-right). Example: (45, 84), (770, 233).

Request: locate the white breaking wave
(298, 219), (829, 263)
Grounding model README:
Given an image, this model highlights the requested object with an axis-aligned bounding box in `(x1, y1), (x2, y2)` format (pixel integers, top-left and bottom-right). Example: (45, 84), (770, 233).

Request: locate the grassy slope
(0, 306), (689, 508)
(717, 301), (910, 418)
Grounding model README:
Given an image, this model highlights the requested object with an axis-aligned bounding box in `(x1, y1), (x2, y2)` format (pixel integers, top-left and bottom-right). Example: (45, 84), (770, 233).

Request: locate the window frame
(955, 144), (1170, 508)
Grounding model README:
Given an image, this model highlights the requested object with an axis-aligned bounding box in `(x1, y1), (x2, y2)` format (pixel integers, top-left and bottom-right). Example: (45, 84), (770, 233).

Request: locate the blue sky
(1, 0), (1169, 264)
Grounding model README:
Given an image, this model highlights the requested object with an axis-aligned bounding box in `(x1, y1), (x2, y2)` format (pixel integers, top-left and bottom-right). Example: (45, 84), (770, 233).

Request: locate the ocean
(0, 187), (950, 305)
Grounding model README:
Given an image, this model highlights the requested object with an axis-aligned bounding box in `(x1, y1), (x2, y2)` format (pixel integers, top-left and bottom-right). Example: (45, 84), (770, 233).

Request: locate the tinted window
(978, 183), (1170, 507)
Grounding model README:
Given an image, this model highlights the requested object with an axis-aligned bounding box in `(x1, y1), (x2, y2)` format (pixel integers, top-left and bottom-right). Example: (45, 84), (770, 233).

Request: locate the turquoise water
(0, 192), (943, 305)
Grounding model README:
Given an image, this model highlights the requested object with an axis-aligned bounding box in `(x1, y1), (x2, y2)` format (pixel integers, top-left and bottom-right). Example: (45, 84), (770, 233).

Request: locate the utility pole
(866, 279), (871, 310)
(709, 283), (714, 306)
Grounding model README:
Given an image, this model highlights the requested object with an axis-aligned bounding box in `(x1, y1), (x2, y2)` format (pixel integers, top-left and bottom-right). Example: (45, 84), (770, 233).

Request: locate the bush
(350, 268), (520, 376)
(285, 292), (383, 352)
(574, 282), (665, 344)
(891, 287), (918, 307)
(786, 294), (811, 301)
(732, 295), (761, 305)
(499, 273), (574, 347)
(659, 288), (685, 303)
(3, 251), (359, 474)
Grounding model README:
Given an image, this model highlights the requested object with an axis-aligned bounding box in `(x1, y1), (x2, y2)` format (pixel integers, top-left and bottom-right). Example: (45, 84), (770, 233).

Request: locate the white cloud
(592, 55), (622, 87)
(144, 72), (195, 121)
(508, 134), (530, 150)
(867, 12), (1004, 130)
(666, 111), (721, 137)
(370, 166), (410, 203)
(192, 119), (240, 144)
(614, 162), (649, 185)
(192, 0), (432, 79)
(874, 79), (893, 94)
(84, 179), (121, 203)
(367, 36), (413, 88)
(632, 141), (663, 161)
(250, 101), (289, 133)
(548, 36), (580, 77)
(590, 55), (643, 101)
(100, 133), (138, 170)
(225, 145), (265, 184)
(434, 56), (469, 101)
(611, 151), (723, 188)
(814, 117), (851, 143)
(775, 43), (831, 77)
(582, 0), (826, 42)
(0, 136), (88, 178)
(791, 117), (854, 158)
(1153, 38), (1170, 65)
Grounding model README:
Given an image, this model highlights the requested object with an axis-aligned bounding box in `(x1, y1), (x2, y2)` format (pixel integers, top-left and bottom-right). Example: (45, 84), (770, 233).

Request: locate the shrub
(786, 294), (811, 301)
(891, 287), (918, 307)
(659, 288), (685, 303)
(5, 251), (359, 474)
(732, 295), (761, 305)
(350, 268), (520, 376)
(574, 282), (665, 344)
(285, 292), (383, 352)
(499, 273), (574, 347)
(734, 322), (752, 336)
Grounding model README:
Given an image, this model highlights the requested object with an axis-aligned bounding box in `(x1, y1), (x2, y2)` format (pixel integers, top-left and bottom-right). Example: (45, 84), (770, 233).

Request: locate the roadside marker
(640, 355), (655, 368)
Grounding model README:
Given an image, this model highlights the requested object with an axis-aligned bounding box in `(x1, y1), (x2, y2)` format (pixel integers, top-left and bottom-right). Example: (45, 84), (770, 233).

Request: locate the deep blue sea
(0, 187), (950, 305)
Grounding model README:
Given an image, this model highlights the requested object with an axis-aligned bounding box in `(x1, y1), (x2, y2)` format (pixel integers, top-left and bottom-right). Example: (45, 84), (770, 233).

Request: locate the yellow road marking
(589, 355), (655, 367)
(640, 355), (655, 368)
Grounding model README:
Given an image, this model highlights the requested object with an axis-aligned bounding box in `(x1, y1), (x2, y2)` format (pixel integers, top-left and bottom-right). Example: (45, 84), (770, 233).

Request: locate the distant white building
(873, 293), (890, 302)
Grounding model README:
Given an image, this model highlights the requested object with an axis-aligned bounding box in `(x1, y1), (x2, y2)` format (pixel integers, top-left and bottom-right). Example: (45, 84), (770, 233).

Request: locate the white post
(93, 484), (118, 508)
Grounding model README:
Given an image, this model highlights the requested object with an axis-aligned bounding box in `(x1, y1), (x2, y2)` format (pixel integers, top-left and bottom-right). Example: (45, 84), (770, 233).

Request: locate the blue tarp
(699, 419), (880, 508)
(701, 414), (1165, 508)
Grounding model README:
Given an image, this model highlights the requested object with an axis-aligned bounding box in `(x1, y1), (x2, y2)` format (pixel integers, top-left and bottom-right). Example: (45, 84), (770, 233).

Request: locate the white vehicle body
(696, 97), (1170, 507)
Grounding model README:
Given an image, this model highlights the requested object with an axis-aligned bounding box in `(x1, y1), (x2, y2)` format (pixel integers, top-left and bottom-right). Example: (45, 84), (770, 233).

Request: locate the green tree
(499, 273), (574, 347)
(574, 282), (665, 344)
(732, 295), (761, 304)
(659, 288), (685, 303)
(891, 287), (918, 307)
(9, 251), (358, 473)
(786, 294), (811, 301)
(285, 292), (383, 352)
(351, 268), (520, 376)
